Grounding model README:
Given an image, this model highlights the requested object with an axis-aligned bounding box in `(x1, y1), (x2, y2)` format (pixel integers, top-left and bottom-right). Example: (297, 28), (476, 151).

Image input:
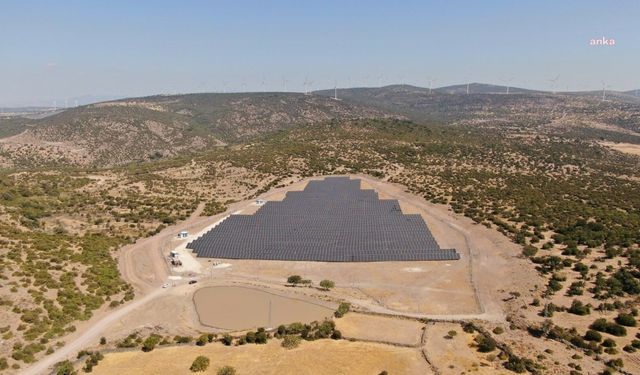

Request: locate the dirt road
(21, 287), (167, 375)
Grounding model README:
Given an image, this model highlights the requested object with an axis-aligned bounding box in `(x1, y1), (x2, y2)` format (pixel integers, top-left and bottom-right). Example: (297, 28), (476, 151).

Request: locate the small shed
(178, 230), (189, 239)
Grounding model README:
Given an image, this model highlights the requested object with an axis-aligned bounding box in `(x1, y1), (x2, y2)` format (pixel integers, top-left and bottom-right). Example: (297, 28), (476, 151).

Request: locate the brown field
(334, 312), (424, 346)
(91, 339), (431, 375)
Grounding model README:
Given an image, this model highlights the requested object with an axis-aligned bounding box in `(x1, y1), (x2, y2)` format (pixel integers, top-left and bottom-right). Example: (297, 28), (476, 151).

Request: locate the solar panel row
(187, 177), (460, 262)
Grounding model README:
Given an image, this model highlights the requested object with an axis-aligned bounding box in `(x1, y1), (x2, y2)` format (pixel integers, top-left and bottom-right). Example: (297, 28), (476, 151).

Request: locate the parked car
(188, 280), (197, 285)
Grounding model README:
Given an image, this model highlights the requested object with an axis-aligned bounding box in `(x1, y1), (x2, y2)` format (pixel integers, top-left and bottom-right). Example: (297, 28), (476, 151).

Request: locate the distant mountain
(314, 84), (640, 134)
(0, 92), (393, 167)
(435, 83), (542, 95)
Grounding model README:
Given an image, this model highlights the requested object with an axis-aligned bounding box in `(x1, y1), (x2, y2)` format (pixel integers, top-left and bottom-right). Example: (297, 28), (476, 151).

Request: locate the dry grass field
(91, 339), (431, 375)
(334, 312), (424, 346)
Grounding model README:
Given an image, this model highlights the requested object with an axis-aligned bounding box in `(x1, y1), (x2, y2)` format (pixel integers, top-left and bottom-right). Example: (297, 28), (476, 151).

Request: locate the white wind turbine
(548, 75), (560, 94)
(282, 76), (289, 92)
(428, 78), (437, 94)
(601, 81), (607, 101)
(504, 77), (515, 95)
(332, 80), (340, 100)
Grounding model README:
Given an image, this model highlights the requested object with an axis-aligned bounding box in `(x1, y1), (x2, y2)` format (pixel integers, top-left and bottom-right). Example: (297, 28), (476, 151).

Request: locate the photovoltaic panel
(187, 177), (459, 262)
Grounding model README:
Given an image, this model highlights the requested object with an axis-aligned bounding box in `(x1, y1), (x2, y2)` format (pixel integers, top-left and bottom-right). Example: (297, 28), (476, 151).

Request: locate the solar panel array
(187, 177), (460, 262)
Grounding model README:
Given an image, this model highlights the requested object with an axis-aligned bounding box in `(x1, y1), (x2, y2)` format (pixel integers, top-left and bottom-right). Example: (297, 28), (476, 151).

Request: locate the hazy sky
(1, 0), (638, 106)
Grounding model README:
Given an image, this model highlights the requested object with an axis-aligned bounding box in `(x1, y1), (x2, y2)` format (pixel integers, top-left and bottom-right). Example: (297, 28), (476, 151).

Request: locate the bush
(142, 335), (161, 352)
(492, 327), (504, 335)
(584, 330), (602, 342)
(319, 279), (335, 290)
(99, 337), (106, 345)
(615, 313), (637, 327)
(190, 356), (210, 372)
(281, 335), (302, 349)
(334, 302), (350, 318)
(522, 245), (538, 257)
(590, 318), (627, 337)
(287, 275), (302, 284)
(196, 334), (209, 346)
(475, 334), (497, 352)
(217, 365), (236, 375)
(568, 300), (590, 316)
(221, 334), (233, 346)
(54, 360), (76, 375)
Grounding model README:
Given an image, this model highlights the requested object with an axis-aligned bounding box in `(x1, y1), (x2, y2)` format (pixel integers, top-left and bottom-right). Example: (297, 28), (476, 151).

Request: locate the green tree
(54, 360), (77, 375)
(190, 356), (210, 372)
(319, 279), (335, 291)
(287, 275), (302, 284)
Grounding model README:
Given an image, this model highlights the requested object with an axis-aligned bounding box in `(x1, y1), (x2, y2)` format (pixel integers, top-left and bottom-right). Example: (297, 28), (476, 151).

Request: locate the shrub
(615, 313), (636, 327)
(590, 319), (627, 337)
(174, 335), (192, 344)
(522, 245), (538, 257)
(99, 337), (106, 345)
(287, 275), (302, 284)
(217, 365), (236, 375)
(54, 360), (76, 375)
(584, 330), (602, 342)
(319, 279), (335, 290)
(190, 356), (210, 372)
(475, 334), (497, 353)
(142, 335), (161, 352)
(221, 334), (233, 346)
(281, 335), (302, 349)
(334, 302), (350, 318)
(568, 300), (590, 316)
(492, 327), (504, 335)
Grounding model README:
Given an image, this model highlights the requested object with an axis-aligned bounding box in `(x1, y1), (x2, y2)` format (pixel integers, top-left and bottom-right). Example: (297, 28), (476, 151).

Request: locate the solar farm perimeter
(187, 177), (459, 262)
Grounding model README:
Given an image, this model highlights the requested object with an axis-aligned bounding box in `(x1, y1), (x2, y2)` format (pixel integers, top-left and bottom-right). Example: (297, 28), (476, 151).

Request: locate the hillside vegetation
(0, 93), (392, 167)
(0, 88), (639, 372)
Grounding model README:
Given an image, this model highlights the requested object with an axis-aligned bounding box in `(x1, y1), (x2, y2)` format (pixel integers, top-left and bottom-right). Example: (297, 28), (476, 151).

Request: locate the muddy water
(193, 286), (334, 330)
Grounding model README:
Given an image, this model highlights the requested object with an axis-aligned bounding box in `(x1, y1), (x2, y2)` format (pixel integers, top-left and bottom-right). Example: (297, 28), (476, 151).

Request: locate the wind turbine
(53, 100), (57, 110)
(332, 81), (340, 100)
(282, 76), (289, 92)
(377, 74), (384, 88)
(601, 81), (607, 101)
(260, 78), (266, 93)
(303, 77), (314, 95)
(74, 100), (78, 107)
(428, 78), (437, 94)
(504, 77), (515, 95)
(548, 75), (560, 94)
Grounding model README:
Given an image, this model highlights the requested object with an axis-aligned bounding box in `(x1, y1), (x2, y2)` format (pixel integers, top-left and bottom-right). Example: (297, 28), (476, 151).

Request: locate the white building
(178, 230), (188, 239)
